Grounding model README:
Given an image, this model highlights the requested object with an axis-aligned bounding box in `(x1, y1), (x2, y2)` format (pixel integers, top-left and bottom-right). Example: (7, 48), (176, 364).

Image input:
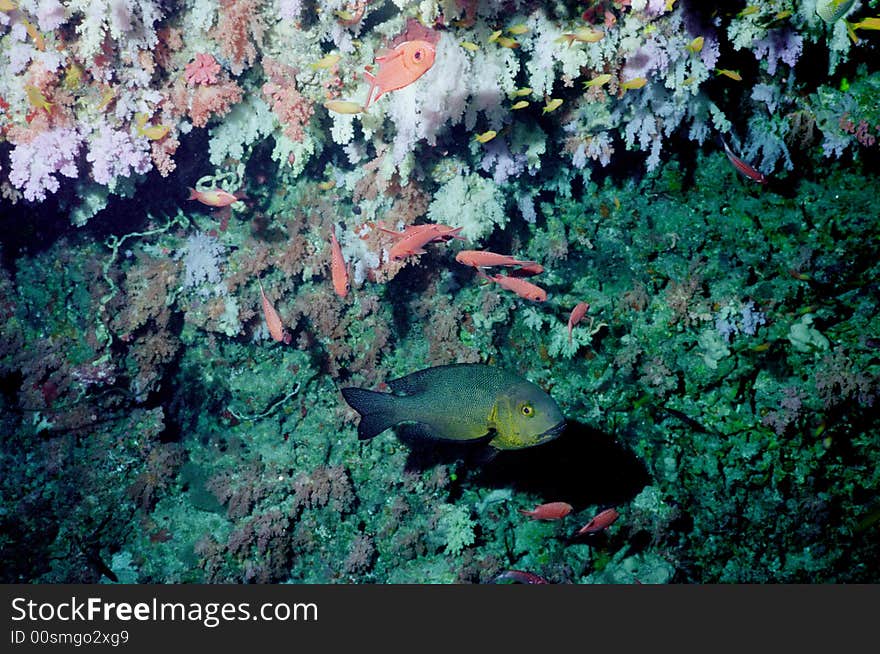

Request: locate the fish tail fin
(340, 387), (398, 440)
(363, 70), (378, 109)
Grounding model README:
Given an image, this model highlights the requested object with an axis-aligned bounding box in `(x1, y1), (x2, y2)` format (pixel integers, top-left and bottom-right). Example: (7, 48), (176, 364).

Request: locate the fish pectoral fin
(396, 421), (449, 441)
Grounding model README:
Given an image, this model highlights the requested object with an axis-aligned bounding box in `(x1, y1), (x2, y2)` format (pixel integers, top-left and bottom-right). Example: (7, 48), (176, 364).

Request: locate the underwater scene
(1, 0), (878, 584)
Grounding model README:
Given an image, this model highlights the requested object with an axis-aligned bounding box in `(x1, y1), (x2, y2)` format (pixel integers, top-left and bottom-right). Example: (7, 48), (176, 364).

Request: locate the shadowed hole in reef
(397, 420), (649, 511)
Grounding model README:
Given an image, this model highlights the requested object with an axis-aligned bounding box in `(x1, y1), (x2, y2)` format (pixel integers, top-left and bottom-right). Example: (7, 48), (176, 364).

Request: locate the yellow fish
(311, 53), (341, 70)
(0, 0), (18, 11)
(682, 76), (697, 86)
(460, 41), (480, 51)
(543, 98), (563, 113)
(686, 36), (704, 52)
(341, 364), (566, 451)
(738, 5), (759, 17)
(21, 18), (44, 51)
(717, 68), (742, 81)
(334, 9), (354, 21)
(496, 36), (519, 49)
(139, 124), (171, 140)
(488, 29), (503, 43)
(850, 16), (880, 30)
(513, 87), (532, 97)
(621, 77), (648, 90)
(583, 73), (612, 88)
(475, 130), (497, 143)
(134, 113), (171, 140)
(318, 179), (336, 191)
(665, 0), (677, 11)
(25, 85), (51, 112)
(96, 87), (116, 111)
(63, 64), (83, 90)
(511, 100), (529, 110)
(556, 28), (605, 46)
(508, 24), (529, 35)
(323, 100), (364, 114)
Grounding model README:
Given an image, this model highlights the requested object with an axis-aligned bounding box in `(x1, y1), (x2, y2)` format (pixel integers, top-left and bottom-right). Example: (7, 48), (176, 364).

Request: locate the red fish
(188, 187), (240, 207)
(568, 301), (590, 344)
(388, 225), (461, 261)
(509, 261), (544, 277)
(259, 282), (285, 343)
(485, 274), (547, 302)
(364, 40), (436, 109)
(722, 140), (768, 184)
(379, 223), (464, 243)
(577, 507), (619, 535)
(519, 501), (573, 521)
(330, 230), (350, 297)
(455, 250), (539, 270)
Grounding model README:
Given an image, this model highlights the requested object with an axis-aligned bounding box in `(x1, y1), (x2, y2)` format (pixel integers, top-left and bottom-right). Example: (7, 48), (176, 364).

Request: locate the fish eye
(521, 404), (534, 417)
(414, 49), (423, 60)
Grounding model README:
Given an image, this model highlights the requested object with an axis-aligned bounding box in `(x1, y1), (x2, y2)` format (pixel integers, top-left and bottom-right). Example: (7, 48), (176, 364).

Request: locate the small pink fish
(519, 501), (573, 521)
(485, 274), (547, 302)
(568, 301), (590, 344)
(188, 187), (239, 207)
(329, 229), (350, 298)
(577, 507), (619, 535)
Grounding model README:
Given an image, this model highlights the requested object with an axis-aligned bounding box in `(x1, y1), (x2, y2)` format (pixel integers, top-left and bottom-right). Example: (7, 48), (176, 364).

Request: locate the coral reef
(1, 1), (878, 583)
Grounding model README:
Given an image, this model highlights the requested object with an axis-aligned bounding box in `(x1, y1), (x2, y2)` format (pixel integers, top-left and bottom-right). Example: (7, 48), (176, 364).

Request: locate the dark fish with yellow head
(340, 364), (566, 450)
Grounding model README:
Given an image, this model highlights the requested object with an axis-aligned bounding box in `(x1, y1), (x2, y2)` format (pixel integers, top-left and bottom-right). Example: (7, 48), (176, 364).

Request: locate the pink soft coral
(185, 53), (222, 85)
(190, 80), (244, 128)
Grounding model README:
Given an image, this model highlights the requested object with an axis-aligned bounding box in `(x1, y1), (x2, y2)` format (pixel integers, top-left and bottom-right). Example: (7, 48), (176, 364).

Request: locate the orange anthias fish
(363, 40), (436, 109)
(568, 301), (590, 344)
(259, 282), (285, 343)
(187, 187), (240, 207)
(722, 140), (768, 184)
(577, 507), (620, 535)
(519, 501), (573, 521)
(486, 274), (547, 302)
(330, 230), (350, 298)
(455, 250), (539, 270)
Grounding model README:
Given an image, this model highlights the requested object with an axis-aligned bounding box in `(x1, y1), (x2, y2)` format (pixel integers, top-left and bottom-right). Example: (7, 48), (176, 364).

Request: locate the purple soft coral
(8, 127), (83, 202)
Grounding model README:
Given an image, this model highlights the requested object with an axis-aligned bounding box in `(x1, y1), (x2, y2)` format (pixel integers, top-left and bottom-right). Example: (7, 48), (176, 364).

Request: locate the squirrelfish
(388, 225), (462, 261)
(520, 501), (573, 520)
(567, 301), (590, 344)
(577, 507), (619, 535)
(259, 282), (285, 342)
(486, 274), (547, 302)
(329, 230), (349, 297)
(363, 40), (436, 109)
(340, 364), (566, 450)
(455, 250), (538, 270)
